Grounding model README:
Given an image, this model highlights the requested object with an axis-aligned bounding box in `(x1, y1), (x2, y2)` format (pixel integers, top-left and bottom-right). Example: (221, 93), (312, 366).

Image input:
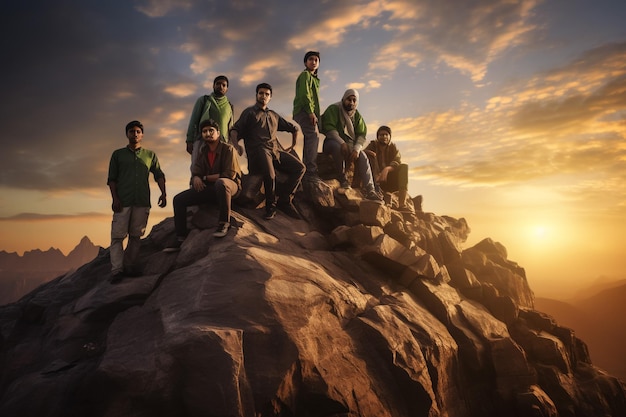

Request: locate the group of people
(106, 51), (409, 281)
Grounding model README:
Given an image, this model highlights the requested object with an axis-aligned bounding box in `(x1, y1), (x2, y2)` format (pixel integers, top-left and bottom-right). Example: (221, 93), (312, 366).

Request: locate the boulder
(0, 180), (624, 417)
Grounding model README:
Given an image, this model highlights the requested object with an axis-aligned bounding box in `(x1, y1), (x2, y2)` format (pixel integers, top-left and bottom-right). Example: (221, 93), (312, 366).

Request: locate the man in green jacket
(185, 75), (234, 170)
(107, 120), (166, 282)
(321, 89), (381, 200)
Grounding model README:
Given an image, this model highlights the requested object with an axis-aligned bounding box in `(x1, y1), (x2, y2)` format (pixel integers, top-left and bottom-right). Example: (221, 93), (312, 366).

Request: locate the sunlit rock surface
(0, 179), (624, 417)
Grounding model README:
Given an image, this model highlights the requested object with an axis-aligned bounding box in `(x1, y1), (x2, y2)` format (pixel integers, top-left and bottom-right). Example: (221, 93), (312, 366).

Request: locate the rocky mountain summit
(0, 179), (624, 417)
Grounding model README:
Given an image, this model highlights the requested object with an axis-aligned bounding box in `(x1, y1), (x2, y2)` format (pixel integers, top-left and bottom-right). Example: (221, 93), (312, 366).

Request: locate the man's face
(213, 80), (228, 97)
(377, 131), (390, 146)
(256, 88), (272, 107)
(126, 126), (143, 148)
(305, 55), (320, 72)
(342, 95), (357, 112)
(202, 125), (220, 143)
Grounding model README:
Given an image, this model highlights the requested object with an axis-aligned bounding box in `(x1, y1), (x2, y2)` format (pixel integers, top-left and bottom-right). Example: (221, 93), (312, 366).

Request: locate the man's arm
(156, 177), (167, 208)
(353, 111), (368, 152)
(230, 108), (249, 156)
(275, 113), (300, 151)
(108, 181), (122, 213)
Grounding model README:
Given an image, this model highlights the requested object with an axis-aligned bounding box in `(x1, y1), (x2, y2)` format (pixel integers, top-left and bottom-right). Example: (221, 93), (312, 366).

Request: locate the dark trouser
(381, 163), (409, 192)
(249, 149), (305, 208)
(173, 178), (239, 237)
(323, 139), (375, 191)
(294, 111), (320, 178)
(365, 153), (409, 192)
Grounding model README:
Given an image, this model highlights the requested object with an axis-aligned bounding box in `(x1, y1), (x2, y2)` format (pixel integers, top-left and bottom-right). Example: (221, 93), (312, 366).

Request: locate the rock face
(0, 182), (624, 417)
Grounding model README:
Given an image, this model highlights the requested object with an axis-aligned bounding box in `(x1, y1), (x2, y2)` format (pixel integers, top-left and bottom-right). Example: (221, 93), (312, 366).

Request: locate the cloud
(0, 212), (109, 222)
(135, 0), (193, 18)
(164, 83), (199, 97)
(385, 42), (626, 218)
(367, 0), (542, 82)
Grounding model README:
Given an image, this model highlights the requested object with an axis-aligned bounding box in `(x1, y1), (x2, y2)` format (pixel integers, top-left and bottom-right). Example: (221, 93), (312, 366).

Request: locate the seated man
(230, 83), (305, 220)
(321, 89), (381, 200)
(165, 119), (242, 251)
(364, 125), (409, 209)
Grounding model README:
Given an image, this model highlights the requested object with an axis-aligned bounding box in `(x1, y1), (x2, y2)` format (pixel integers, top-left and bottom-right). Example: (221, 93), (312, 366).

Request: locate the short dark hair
(256, 83), (272, 95)
(304, 51), (320, 63)
(376, 125), (392, 137)
(213, 75), (229, 86)
(199, 118), (220, 132)
(125, 120), (143, 133)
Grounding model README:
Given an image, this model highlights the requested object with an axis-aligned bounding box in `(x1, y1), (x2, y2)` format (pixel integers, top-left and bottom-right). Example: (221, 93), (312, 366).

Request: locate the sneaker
(278, 202), (301, 219)
(163, 239), (183, 252)
(338, 174), (351, 189)
(213, 222), (230, 238)
(264, 207), (276, 220)
(364, 189), (383, 201)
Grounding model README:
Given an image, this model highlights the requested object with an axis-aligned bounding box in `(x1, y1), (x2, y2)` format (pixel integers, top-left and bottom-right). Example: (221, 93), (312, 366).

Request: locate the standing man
(230, 83), (305, 220)
(321, 89), (381, 200)
(185, 75), (234, 169)
(107, 120), (166, 282)
(165, 119), (242, 252)
(293, 51), (321, 182)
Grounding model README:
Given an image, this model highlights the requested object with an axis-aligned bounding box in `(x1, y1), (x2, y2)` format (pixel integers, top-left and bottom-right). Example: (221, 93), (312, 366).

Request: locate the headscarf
(337, 89), (359, 142)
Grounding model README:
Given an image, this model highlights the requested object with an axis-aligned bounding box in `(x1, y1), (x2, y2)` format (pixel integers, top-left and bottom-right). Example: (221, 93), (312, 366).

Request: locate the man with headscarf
(321, 89), (381, 200)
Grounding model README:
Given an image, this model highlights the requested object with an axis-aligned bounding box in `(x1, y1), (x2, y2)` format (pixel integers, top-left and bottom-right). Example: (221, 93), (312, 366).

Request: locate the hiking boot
(213, 222), (231, 238)
(364, 189), (383, 201)
(264, 207), (276, 220)
(338, 174), (351, 189)
(278, 202), (301, 219)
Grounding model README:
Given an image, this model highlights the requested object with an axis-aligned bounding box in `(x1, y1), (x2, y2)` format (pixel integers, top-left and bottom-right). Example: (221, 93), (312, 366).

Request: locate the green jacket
(321, 103), (367, 150)
(186, 93), (234, 143)
(293, 70), (320, 117)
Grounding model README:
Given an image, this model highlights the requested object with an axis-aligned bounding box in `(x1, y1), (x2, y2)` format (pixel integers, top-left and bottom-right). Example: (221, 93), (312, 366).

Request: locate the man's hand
(287, 130), (298, 152)
(379, 166), (392, 183)
(349, 149), (359, 163)
(158, 194), (167, 208)
(308, 113), (317, 126)
(186, 142), (194, 155)
(111, 197), (122, 213)
(192, 176), (206, 192)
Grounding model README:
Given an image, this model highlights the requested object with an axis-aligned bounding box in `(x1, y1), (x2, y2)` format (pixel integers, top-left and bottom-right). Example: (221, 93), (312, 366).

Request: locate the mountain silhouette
(0, 236), (101, 305)
(536, 280), (626, 381)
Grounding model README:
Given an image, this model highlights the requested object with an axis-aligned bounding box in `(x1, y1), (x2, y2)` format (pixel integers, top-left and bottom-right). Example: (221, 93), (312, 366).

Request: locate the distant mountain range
(535, 278), (626, 381)
(0, 236), (101, 305)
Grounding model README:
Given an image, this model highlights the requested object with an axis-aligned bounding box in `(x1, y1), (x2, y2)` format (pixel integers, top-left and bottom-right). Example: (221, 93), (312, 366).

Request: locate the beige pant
(110, 206), (149, 274)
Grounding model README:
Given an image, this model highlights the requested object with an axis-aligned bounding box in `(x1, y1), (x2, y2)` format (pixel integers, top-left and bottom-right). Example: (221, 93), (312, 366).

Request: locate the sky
(0, 0), (625, 299)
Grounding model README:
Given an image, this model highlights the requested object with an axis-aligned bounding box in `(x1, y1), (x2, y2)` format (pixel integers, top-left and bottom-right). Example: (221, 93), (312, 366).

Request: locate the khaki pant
(110, 206), (150, 274)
